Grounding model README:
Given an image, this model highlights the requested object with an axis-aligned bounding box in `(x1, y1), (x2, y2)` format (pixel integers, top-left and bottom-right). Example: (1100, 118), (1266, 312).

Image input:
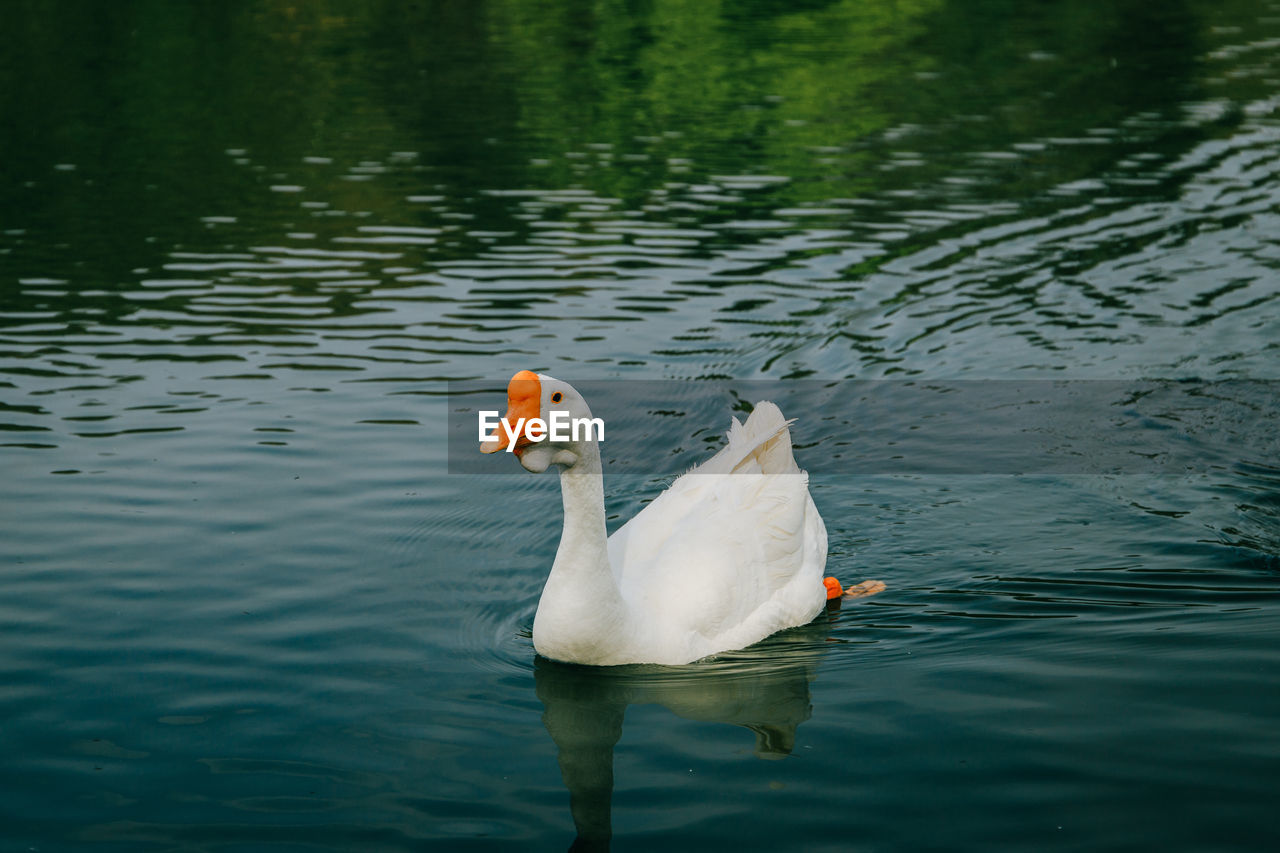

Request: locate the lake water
(2, 1), (1279, 850)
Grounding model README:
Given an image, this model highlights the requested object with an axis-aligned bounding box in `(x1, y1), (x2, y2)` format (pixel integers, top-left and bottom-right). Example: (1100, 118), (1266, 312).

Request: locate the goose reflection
(534, 609), (840, 852)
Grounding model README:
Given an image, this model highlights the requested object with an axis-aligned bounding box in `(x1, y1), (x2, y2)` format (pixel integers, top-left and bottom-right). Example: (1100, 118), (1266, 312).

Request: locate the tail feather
(735, 401), (799, 476)
(699, 401), (801, 476)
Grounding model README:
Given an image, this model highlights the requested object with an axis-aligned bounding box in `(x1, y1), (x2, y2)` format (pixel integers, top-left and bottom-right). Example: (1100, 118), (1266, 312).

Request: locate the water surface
(2, 1), (1279, 850)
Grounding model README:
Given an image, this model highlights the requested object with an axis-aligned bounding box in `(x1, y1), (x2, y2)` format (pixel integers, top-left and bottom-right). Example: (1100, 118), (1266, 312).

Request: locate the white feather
(521, 379), (829, 666)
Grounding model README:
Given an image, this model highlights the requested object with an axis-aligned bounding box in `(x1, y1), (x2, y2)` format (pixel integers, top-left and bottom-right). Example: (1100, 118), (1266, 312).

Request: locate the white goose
(481, 371), (882, 666)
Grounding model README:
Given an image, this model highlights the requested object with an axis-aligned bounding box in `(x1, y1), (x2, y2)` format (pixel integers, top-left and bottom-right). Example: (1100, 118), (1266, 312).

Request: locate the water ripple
(2, 7), (1280, 849)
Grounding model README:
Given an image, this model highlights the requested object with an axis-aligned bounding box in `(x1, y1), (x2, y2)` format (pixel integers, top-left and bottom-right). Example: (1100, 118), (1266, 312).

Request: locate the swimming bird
(480, 370), (883, 665)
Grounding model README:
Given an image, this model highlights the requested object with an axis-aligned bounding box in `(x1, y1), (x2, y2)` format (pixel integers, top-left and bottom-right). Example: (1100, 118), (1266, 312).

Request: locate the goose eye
(551, 392), (563, 403)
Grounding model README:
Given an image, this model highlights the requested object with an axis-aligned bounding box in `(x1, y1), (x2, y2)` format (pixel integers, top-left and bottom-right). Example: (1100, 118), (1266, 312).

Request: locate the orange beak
(480, 370), (542, 454)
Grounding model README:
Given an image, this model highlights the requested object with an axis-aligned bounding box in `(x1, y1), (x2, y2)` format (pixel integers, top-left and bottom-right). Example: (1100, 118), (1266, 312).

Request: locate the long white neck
(532, 439), (630, 664)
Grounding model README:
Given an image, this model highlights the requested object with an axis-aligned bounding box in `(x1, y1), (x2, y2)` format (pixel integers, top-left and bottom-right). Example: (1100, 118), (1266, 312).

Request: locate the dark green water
(3, 1), (1279, 850)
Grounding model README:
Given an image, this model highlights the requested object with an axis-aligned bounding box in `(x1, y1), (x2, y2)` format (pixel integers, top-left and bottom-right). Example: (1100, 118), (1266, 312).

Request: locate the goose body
(481, 371), (835, 666)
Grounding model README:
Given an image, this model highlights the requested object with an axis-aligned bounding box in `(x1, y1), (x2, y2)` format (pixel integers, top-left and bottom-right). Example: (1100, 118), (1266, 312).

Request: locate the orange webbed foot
(841, 579), (886, 599)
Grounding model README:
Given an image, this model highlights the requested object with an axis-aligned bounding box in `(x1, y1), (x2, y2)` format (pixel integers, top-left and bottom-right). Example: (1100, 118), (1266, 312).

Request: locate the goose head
(479, 371), (599, 473)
